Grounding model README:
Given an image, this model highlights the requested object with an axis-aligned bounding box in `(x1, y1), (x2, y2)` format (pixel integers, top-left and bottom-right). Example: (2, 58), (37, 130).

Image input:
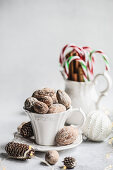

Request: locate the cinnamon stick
(78, 66), (84, 82)
(68, 61), (73, 80)
(72, 73), (78, 81)
(66, 50), (79, 81)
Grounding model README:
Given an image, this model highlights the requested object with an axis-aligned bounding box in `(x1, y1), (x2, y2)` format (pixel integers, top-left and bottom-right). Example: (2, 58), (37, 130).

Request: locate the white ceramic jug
(61, 71), (112, 125)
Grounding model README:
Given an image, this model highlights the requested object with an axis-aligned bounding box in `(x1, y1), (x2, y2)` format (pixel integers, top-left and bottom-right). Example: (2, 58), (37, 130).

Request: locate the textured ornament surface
(83, 110), (112, 141)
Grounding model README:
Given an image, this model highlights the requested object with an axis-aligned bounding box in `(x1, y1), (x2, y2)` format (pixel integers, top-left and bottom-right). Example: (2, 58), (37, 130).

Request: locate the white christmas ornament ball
(83, 110), (112, 141)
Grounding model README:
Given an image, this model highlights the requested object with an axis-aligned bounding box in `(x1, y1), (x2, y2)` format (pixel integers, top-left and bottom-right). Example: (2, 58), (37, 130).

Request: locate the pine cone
(63, 157), (77, 169)
(18, 122), (34, 138)
(5, 142), (35, 160)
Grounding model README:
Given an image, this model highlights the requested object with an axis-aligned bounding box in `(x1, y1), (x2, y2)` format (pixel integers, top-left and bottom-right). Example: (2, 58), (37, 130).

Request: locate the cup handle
(70, 108), (86, 129)
(93, 71), (112, 109)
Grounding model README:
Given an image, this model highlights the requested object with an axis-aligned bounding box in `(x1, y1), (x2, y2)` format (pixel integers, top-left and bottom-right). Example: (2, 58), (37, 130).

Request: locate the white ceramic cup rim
(24, 106), (72, 117)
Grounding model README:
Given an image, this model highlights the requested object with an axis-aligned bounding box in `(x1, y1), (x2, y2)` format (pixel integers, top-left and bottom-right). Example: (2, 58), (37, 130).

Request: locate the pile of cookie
(4, 87), (78, 169)
(24, 88), (71, 114)
(23, 88), (79, 146)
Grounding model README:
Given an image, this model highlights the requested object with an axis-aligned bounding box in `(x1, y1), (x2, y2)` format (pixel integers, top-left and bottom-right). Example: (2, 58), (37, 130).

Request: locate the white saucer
(13, 132), (82, 152)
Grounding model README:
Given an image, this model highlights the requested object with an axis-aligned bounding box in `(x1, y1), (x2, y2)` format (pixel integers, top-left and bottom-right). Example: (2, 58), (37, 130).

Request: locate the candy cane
(87, 50), (94, 80)
(63, 55), (80, 76)
(59, 44), (110, 81)
(82, 46), (94, 80)
(59, 44), (86, 66)
(60, 44), (91, 81)
(64, 55), (88, 81)
(93, 50), (110, 71)
(88, 50), (110, 79)
(59, 44), (69, 65)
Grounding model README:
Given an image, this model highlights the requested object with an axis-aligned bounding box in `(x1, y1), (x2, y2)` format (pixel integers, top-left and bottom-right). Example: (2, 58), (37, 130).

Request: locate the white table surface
(0, 0), (113, 169)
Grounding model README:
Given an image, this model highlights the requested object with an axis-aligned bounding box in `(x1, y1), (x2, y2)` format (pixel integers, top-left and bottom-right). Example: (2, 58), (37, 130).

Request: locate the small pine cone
(5, 142), (35, 160)
(18, 122), (34, 138)
(63, 157), (77, 169)
(24, 97), (38, 112)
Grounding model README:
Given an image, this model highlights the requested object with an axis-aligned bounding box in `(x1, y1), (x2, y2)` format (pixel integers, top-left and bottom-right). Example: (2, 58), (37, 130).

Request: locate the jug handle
(93, 71), (112, 109)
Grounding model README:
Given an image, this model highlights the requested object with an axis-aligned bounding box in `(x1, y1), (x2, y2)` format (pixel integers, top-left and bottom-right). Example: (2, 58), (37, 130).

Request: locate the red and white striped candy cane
(64, 55), (88, 81)
(92, 50), (110, 71)
(82, 47), (95, 80)
(86, 50), (110, 80)
(59, 44), (86, 66)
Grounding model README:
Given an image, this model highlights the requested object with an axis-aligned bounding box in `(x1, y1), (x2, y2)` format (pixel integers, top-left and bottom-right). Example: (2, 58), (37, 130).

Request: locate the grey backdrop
(0, 0), (113, 170)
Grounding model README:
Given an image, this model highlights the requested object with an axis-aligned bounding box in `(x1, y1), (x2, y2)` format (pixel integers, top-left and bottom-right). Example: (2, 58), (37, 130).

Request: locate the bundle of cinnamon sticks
(66, 50), (84, 82)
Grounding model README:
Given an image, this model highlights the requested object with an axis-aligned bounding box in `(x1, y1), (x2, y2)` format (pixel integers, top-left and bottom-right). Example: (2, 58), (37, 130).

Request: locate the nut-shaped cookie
(51, 93), (58, 104)
(55, 126), (78, 146)
(33, 101), (49, 114)
(45, 150), (59, 165)
(36, 96), (53, 107)
(48, 104), (66, 114)
(56, 90), (71, 109)
(41, 87), (55, 95)
(24, 97), (38, 111)
(32, 88), (55, 98)
(32, 88), (58, 104)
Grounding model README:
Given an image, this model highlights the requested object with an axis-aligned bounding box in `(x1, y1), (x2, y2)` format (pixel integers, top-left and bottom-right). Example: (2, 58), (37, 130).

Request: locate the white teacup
(25, 107), (86, 146)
